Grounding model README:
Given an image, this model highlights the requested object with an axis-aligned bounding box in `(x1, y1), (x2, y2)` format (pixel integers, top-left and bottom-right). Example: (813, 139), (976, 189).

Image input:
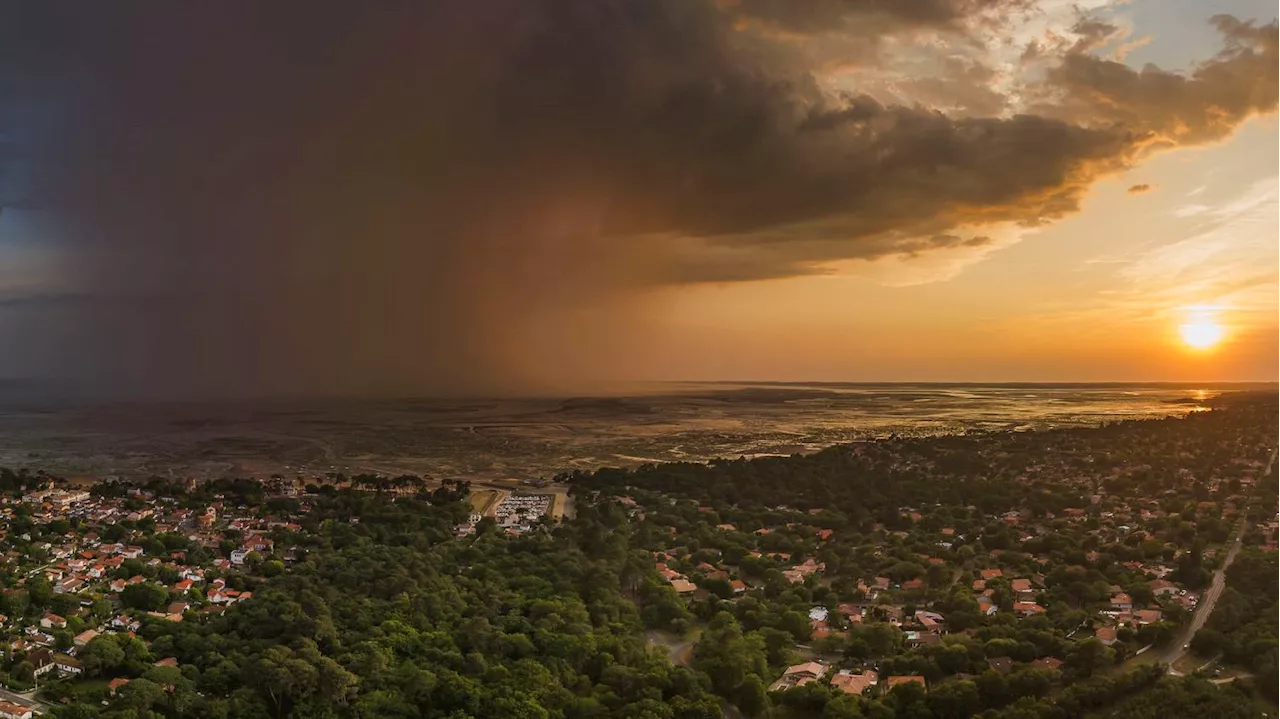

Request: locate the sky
(0, 0), (1275, 398)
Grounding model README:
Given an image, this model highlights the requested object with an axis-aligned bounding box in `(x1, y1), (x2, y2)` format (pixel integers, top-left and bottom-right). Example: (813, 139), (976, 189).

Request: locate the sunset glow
(0, 1), (1275, 393)
(1180, 318), (1225, 349)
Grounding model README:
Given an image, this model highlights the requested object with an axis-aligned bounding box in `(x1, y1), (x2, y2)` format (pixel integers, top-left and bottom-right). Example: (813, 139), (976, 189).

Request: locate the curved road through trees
(1162, 448), (1275, 672)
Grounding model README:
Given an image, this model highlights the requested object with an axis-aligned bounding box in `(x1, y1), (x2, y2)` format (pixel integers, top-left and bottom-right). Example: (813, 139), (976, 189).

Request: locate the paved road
(1162, 449), (1275, 671)
(0, 685), (48, 713)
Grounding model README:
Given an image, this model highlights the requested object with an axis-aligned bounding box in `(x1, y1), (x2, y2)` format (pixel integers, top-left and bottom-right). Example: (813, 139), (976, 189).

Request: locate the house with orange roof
(769, 662), (827, 691)
(1094, 626), (1117, 646)
(0, 701), (33, 719)
(1013, 602), (1044, 616)
(831, 670), (878, 696)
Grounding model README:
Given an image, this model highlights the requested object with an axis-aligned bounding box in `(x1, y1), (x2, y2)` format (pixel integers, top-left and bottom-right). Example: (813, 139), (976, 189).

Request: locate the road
(0, 685), (48, 713)
(1162, 448), (1275, 671)
(646, 629), (745, 719)
(645, 629), (696, 667)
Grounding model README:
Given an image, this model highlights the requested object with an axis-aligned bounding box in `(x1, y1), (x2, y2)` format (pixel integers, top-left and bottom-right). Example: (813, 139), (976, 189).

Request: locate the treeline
(90, 474), (471, 508)
(563, 393), (1278, 520)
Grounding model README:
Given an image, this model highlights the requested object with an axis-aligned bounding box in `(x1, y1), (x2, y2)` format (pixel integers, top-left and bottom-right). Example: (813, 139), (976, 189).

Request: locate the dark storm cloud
(0, 2), (1274, 396)
(721, 0), (1025, 34)
(1038, 15), (1278, 146)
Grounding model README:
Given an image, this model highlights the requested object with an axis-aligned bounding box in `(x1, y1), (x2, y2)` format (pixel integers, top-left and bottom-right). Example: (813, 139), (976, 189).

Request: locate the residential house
(0, 702), (33, 719)
(669, 579), (697, 594)
(39, 612), (66, 629)
(53, 654), (83, 675)
(1134, 609), (1163, 625)
(905, 631), (941, 647)
(54, 577), (83, 594)
(1013, 602), (1045, 617)
(29, 649), (55, 677)
(769, 662), (827, 691)
(830, 670), (878, 696)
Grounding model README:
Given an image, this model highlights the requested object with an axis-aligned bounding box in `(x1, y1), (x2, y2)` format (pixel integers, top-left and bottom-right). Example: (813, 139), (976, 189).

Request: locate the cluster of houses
(0, 479), (308, 711)
(769, 661), (921, 697)
(655, 551), (747, 596)
(599, 414), (1280, 701)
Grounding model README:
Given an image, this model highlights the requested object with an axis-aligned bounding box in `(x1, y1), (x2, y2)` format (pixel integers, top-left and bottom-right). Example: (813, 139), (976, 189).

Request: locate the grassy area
(69, 678), (110, 698)
(1173, 652), (1214, 674)
(468, 489), (503, 516)
(549, 491), (572, 520)
(1122, 647), (1164, 669)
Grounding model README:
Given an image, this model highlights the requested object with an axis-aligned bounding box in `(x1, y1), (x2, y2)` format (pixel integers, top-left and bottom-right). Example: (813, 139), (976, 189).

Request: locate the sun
(1179, 317), (1225, 349)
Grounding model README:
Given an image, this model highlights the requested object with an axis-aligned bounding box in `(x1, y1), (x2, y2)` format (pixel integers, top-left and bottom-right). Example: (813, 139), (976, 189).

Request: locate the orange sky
(618, 118), (1278, 384)
(0, 0), (1275, 397)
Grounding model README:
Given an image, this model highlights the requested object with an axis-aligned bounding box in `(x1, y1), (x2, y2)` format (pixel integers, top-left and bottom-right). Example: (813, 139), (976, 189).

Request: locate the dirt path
(645, 629), (698, 666)
(646, 628), (744, 719)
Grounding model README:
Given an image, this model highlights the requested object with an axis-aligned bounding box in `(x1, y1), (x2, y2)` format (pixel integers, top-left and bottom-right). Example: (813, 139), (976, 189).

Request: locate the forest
(1191, 549), (1279, 696)
(41, 487), (1274, 719)
(26, 392), (1279, 718)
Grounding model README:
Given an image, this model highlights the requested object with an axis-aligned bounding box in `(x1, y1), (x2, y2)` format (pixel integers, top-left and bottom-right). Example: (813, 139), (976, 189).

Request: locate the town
(0, 468), (578, 717)
(0, 393), (1268, 718)
(574, 392), (1279, 716)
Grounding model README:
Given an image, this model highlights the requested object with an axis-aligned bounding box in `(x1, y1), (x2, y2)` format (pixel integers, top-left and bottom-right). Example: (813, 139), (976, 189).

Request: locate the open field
(468, 489), (507, 517)
(548, 489), (573, 520)
(0, 383), (1253, 481)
